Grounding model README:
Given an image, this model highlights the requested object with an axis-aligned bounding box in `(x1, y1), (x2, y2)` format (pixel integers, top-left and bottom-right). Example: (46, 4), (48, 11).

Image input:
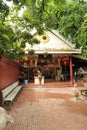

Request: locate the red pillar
(70, 56), (73, 86)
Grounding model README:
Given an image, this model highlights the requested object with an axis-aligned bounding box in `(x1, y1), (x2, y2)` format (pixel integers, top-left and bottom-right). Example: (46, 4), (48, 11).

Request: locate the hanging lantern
(61, 57), (69, 66)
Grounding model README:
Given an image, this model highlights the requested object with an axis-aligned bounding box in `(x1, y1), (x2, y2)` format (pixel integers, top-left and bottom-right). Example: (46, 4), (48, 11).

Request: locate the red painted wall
(0, 57), (20, 90)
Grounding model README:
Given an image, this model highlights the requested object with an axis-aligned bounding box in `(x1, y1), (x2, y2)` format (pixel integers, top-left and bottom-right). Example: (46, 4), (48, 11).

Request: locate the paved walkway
(6, 83), (87, 130)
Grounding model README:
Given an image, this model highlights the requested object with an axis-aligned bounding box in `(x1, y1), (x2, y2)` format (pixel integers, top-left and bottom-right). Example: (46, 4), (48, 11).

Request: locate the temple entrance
(27, 54), (70, 82)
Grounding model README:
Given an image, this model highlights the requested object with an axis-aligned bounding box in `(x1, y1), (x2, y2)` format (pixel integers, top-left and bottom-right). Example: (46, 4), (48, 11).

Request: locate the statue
(37, 70), (42, 86)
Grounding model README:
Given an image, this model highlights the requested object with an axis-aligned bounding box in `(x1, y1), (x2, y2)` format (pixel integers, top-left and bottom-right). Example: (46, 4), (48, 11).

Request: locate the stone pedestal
(34, 76), (44, 85)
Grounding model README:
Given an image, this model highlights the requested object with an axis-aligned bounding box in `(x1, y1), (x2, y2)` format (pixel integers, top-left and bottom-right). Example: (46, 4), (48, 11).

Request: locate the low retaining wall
(0, 57), (20, 90)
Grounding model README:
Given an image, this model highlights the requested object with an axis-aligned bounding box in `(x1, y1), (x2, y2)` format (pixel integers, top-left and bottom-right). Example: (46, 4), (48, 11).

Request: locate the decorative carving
(39, 33), (50, 43)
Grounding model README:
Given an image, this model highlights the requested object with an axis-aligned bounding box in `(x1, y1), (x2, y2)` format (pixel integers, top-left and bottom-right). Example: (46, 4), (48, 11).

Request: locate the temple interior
(20, 54), (70, 82)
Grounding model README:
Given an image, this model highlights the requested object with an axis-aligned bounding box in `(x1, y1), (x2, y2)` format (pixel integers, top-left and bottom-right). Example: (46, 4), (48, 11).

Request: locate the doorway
(30, 54), (70, 82)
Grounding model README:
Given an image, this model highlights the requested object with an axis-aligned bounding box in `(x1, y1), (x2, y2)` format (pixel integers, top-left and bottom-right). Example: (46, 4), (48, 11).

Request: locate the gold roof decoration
(39, 33), (50, 43)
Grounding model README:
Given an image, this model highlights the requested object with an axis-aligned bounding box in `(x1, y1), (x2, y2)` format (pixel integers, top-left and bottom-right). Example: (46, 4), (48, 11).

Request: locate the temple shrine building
(21, 30), (82, 85)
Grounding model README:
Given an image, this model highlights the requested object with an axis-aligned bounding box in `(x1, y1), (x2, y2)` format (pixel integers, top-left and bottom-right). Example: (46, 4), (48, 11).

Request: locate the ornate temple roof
(25, 30), (81, 55)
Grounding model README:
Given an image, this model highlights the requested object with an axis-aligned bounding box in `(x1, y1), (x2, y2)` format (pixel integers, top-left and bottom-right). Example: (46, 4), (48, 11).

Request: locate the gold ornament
(39, 33), (50, 43)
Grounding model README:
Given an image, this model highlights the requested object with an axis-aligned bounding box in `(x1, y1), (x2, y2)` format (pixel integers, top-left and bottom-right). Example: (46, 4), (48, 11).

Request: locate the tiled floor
(6, 82), (87, 130)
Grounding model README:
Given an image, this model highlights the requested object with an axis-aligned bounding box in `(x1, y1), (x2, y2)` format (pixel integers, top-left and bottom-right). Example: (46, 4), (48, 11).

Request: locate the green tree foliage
(0, 21), (14, 57)
(76, 13), (87, 56)
(0, 1), (9, 21)
(56, 1), (87, 43)
(1, 0), (87, 59)
(0, 1), (40, 59)
(0, 1), (12, 57)
(57, 1), (87, 56)
(22, 0), (66, 34)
